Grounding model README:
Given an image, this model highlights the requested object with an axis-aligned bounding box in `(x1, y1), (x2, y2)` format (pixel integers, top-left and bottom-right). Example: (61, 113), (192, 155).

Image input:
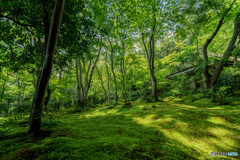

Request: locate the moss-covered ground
(0, 99), (239, 160)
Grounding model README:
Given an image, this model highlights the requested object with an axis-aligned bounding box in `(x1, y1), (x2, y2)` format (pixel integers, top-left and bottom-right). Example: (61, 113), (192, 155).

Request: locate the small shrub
(0, 103), (10, 116)
(145, 96), (154, 102)
(106, 105), (115, 109)
(122, 102), (132, 108)
(142, 106), (147, 110)
(158, 97), (164, 102)
(11, 103), (31, 114)
(210, 86), (233, 105)
(152, 105), (156, 108)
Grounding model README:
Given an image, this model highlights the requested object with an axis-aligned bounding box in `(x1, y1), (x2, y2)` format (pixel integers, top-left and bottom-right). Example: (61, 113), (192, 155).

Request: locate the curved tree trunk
(202, 1), (236, 89)
(210, 12), (240, 87)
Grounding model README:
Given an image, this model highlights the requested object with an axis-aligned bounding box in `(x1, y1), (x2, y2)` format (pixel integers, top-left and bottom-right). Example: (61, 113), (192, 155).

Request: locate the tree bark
(57, 71), (62, 110)
(16, 72), (22, 106)
(141, 17), (158, 101)
(76, 37), (102, 108)
(143, 81), (149, 100)
(30, 8), (50, 122)
(120, 33), (129, 103)
(44, 85), (51, 109)
(105, 51), (111, 105)
(108, 36), (118, 104)
(76, 59), (82, 108)
(96, 66), (107, 102)
(210, 12), (240, 87)
(0, 71), (8, 103)
(0, 79), (6, 103)
(202, 1), (236, 89)
(234, 34), (240, 67)
(28, 0), (65, 135)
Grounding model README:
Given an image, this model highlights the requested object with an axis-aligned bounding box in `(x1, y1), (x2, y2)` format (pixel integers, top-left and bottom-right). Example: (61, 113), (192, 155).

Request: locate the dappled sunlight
(207, 127), (236, 148)
(207, 116), (227, 125)
(208, 127), (233, 137)
(1, 101), (240, 159)
(173, 103), (197, 109)
(157, 125), (237, 158)
(206, 106), (225, 110)
(133, 114), (157, 126)
(128, 101), (240, 159)
(79, 107), (120, 118)
(161, 130), (210, 152)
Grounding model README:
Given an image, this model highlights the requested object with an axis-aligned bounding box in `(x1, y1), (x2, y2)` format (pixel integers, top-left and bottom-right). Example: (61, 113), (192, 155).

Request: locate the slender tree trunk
(96, 66), (107, 102)
(105, 52), (111, 105)
(76, 59), (82, 108)
(108, 37), (118, 104)
(143, 82), (148, 100)
(141, 16), (159, 101)
(0, 71), (8, 103)
(234, 34), (240, 67)
(28, 0), (65, 135)
(120, 34), (128, 103)
(1, 80), (6, 103)
(83, 39), (102, 105)
(44, 85), (51, 110)
(79, 60), (86, 108)
(76, 37), (102, 108)
(57, 71), (62, 110)
(30, 9), (50, 121)
(112, 71), (118, 104)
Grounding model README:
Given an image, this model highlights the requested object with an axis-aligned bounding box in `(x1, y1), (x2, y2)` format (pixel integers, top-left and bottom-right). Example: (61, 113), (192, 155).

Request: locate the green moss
(0, 100), (240, 159)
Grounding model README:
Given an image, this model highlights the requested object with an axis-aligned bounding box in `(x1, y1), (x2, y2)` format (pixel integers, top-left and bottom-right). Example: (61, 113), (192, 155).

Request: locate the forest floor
(0, 99), (240, 160)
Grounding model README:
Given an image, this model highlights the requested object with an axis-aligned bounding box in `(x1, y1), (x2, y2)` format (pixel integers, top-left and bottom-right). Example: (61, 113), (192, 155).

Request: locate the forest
(0, 0), (240, 159)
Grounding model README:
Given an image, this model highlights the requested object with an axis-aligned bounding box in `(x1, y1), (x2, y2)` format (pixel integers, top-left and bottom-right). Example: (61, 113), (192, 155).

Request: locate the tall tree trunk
(76, 59), (82, 108)
(57, 71), (62, 110)
(120, 34), (128, 103)
(0, 79), (6, 103)
(83, 39), (102, 105)
(30, 8), (50, 121)
(151, 75), (158, 100)
(0, 71), (8, 103)
(76, 37), (102, 108)
(234, 34), (240, 67)
(108, 37), (118, 104)
(16, 73), (22, 106)
(105, 52), (111, 105)
(96, 66), (107, 103)
(141, 17), (158, 101)
(143, 81), (149, 100)
(28, 0), (65, 135)
(44, 85), (51, 110)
